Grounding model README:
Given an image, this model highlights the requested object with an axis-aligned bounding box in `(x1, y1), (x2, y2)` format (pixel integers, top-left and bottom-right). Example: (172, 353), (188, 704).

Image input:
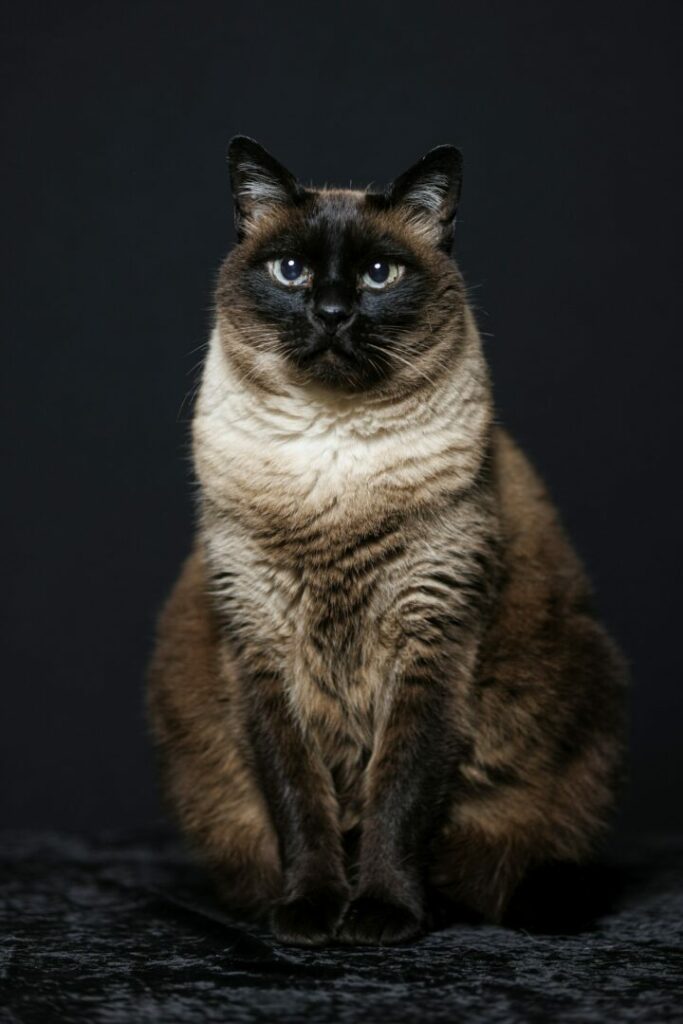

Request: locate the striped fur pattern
(148, 139), (626, 945)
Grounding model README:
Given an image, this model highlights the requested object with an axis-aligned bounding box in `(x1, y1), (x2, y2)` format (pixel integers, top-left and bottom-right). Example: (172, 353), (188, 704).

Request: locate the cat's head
(215, 136), (467, 395)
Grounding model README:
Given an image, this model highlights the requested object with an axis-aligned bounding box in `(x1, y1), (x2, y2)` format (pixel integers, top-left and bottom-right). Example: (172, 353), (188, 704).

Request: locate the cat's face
(215, 137), (466, 395)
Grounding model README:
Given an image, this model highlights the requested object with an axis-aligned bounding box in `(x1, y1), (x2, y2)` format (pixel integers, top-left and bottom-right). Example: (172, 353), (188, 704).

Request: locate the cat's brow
(249, 223), (417, 267)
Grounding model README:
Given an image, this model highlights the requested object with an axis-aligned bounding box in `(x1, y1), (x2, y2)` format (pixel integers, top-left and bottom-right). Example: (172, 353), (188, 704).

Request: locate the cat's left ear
(387, 145), (463, 252)
(228, 136), (303, 241)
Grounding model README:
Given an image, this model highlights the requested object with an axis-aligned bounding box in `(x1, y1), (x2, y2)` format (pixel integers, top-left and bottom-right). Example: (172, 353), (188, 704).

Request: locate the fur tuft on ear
(387, 145), (463, 251)
(228, 136), (302, 240)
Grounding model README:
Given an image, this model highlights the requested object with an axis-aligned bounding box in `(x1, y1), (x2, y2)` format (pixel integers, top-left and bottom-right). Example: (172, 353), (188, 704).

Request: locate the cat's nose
(316, 304), (351, 333)
(313, 286), (354, 334)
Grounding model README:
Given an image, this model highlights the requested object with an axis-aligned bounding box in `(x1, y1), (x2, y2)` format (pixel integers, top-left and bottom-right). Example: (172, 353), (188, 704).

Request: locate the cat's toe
(338, 895), (424, 945)
(270, 885), (348, 946)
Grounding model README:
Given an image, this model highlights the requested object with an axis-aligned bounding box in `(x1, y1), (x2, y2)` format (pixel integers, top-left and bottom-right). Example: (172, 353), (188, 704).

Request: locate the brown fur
(147, 146), (627, 944)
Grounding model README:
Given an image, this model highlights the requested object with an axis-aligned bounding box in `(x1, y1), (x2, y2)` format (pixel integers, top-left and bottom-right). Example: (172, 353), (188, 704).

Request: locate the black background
(2, 1), (681, 835)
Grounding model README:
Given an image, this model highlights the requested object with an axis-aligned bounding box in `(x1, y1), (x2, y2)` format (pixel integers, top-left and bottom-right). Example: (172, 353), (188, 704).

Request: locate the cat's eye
(268, 257), (312, 288)
(361, 260), (404, 290)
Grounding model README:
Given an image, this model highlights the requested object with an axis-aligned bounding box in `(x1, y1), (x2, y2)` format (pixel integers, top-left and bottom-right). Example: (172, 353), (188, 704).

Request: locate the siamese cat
(148, 137), (626, 945)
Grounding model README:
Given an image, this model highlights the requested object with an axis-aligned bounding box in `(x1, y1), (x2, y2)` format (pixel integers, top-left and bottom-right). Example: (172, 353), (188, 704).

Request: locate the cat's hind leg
(147, 550), (282, 917)
(429, 718), (622, 922)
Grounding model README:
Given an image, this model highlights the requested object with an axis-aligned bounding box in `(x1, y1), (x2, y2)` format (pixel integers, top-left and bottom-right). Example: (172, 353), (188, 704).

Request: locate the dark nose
(313, 286), (354, 334)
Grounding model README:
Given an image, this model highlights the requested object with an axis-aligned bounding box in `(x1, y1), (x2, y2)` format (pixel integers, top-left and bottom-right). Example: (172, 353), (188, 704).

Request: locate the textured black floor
(1, 831), (682, 1023)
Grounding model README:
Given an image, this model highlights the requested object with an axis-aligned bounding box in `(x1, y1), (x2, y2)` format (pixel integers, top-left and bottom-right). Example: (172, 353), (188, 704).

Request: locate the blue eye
(281, 257), (303, 280)
(268, 257), (311, 287)
(361, 260), (403, 290)
(368, 261), (389, 283)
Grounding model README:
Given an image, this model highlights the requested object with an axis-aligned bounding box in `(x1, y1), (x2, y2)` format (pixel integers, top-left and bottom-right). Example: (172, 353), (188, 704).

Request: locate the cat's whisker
(367, 340), (438, 388)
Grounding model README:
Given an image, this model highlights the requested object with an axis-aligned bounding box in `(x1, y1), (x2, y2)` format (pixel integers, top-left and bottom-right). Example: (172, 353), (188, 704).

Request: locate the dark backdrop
(2, 1), (681, 834)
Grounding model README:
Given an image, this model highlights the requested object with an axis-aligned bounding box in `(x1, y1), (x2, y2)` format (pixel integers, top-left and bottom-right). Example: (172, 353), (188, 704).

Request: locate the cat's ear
(228, 136), (302, 240)
(387, 145), (463, 251)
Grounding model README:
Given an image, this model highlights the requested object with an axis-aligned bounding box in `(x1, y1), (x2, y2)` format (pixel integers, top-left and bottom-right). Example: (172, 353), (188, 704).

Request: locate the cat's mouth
(290, 332), (392, 390)
(302, 331), (356, 359)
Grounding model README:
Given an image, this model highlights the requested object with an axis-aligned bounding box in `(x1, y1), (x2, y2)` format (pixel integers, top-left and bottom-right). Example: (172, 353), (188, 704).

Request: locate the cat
(147, 136), (627, 946)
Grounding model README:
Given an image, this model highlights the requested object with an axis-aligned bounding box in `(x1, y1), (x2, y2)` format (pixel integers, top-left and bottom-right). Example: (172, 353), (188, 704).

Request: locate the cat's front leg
(243, 657), (349, 945)
(338, 640), (465, 945)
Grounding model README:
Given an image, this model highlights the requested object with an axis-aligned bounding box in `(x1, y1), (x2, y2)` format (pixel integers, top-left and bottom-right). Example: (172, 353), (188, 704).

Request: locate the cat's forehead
(304, 189), (387, 242)
(309, 187), (370, 212)
(247, 188), (421, 258)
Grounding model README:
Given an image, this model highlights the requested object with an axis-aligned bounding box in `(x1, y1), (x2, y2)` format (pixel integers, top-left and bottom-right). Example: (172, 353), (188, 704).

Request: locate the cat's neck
(193, 318), (492, 514)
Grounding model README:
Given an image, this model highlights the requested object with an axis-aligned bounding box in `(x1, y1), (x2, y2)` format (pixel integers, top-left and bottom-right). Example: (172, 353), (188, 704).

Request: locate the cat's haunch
(147, 139), (627, 946)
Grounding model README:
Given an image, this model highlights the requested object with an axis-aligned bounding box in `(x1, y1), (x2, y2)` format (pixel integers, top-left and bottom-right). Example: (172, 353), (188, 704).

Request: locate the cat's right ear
(228, 136), (302, 241)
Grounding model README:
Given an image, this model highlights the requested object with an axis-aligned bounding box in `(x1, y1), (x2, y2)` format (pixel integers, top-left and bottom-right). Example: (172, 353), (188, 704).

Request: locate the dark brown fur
(147, 140), (627, 945)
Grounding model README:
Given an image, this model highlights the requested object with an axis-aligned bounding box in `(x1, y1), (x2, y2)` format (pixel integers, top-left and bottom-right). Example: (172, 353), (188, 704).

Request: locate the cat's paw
(337, 894), (424, 945)
(270, 884), (349, 946)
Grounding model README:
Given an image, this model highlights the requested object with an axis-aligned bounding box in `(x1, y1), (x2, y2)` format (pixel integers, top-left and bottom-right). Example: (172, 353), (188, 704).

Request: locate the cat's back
(485, 425), (611, 685)
(491, 426), (587, 584)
